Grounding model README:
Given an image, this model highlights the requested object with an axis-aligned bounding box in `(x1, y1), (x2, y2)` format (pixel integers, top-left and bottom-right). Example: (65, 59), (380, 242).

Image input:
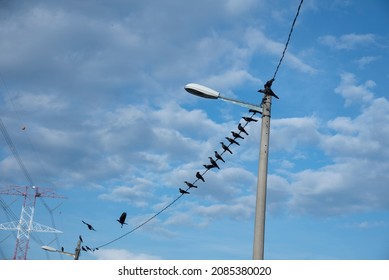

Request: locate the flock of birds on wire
(74, 79), (278, 254)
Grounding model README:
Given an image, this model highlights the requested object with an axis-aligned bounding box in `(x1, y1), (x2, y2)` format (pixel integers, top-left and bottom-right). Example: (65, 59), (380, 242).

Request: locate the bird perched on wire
(79, 235), (83, 243)
(258, 78), (279, 99)
(238, 123), (249, 135)
(82, 246), (87, 252)
(82, 220), (96, 231)
(248, 109), (262, 115)
(209, 156), (220, 169)
(184, 181), (198, 188)
(243, 116), (258, 122)
(196, 171), (205, 182)
(203, 164), (216, 170)
(214, 151), (225, 163)
(231, 131), (244, 139)
(226, 136), (240, 146)
(179, 188), (190, 194)
(220, 142), (233, 154)
(117, 212), (128, 228)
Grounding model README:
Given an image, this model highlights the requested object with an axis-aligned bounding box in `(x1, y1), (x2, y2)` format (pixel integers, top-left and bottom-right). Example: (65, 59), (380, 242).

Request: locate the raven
(203, 164), (215, 170)
(179, 188), (190, 194)
(214, 151), (225, 163)
(231, 131), (244, 139)
(238, 123), (249, 135)
(117, 212), (128, 228)
(226, 137), (240, 146)
(184, 181), (198, 188)
(242, 116), (258, 122)
(82, 220), (96, 231)
(196, 172), (205, 182)
(209, 157), (220, 169)
(220, 142), (233, 154)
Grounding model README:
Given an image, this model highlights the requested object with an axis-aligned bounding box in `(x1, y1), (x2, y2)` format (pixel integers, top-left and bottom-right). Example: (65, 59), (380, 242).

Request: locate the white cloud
(334, 72), (375, 106)
(95, 248), (160, 260)
(318, 33), (376, 50)
(355, 56), (380, 68)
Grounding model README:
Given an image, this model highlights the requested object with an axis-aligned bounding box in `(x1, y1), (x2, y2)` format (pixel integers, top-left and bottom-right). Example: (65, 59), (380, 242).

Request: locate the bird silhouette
(226, 137), (240, 146)
(85, 245), (92, 251)
(61, 247), (64, 252)
(209, 157), (220, 169)
(82, 220), (96, 231)
(79, 235), (83, 243)
(249, 109), (262, 115)
(220, 142), (233, 154)
(82, 246), (87, 252)
(214, 151), (225, 163)
(243, 116), (258, 122)
(179, 188), (190, 194)
(203, 164), (216, 170)
(231, 131), (244, 139)
(238, 123), (249, 135)
(117, 212), (128, 228)
(196, 172), (205, 182)
(258, 88), (279, 99)
(184, 181), (198, 188)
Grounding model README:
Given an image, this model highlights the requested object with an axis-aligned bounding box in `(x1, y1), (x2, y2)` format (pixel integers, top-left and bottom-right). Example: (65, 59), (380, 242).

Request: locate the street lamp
(185, 82), (275, 260)
(41, 240), (81, 260)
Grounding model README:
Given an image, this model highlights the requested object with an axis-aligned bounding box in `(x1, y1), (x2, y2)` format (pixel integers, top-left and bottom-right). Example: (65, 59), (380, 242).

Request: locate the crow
(214, 151), (225, 163)
(220, 142), (233, 154)
(61, 247), (64, 252)
(209, 157), (220, 169)
(242, 116), (258, 122)
(231, 131), (244, 139)
(79, 235), (83, 243)
(249, 109), (262, 115)
(85, 245), (92, 251)
(203, 164), (216, 170)
(82, 220), (96, 231)
(184, 181), (198, 188)
(196, 172), (205, 182)
(226, 137), (240, 146)
(179, 188), (190, 194)
(238, 123), (249, 135)
(82, 246), (87, 252)
(117, 212), (128, 228)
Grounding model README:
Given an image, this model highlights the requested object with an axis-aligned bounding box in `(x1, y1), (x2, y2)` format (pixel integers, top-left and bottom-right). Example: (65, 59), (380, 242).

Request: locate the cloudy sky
(1, 0), (388, 260)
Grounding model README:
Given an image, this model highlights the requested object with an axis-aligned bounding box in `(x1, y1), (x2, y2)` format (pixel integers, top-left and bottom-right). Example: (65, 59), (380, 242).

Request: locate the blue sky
(0, 0), (388, 260)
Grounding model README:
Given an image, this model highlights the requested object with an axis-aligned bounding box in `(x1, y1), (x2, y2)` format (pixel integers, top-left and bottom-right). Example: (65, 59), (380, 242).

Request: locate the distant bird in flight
(226, 136), (240, 146)
(220, 142), (233, 154)
(209, 157), (220, 169)
(249, 109), (262, 115)
(117, 212), (128, 228)
(203, 164), (215, 170)
(184, 181), (198, 188)
(242, 116), (258, 122)
(231, 131), (244, 139)
(196, 171), (205, 182)
(238, 123), (249, 135)
(179, 188), (190, 194)
(82, 220), (96, 231)
(214, 151), (225, 163)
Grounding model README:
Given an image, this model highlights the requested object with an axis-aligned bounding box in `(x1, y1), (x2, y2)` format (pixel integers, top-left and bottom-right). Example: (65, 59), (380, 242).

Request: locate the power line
(272, 0), (304, 80)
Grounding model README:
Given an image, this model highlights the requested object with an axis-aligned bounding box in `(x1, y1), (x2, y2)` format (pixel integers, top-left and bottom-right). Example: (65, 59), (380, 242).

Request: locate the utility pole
(252, 79), (277, 260)
(0, 185), (64, 260)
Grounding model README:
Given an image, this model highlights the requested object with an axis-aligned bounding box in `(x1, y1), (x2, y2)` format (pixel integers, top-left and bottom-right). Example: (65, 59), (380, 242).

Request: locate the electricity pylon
(0, 185), (65, 260)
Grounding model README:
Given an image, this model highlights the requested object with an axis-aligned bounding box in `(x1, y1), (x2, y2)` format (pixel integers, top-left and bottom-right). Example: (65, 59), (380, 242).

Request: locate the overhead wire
(272, 0), (304, 81)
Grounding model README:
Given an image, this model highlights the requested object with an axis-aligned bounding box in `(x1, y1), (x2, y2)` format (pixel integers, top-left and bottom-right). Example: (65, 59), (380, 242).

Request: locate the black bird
(231, 131), (244, 139)
(214, 151), (225, 163)
(238, 123), (249, 135)
(249, 109), (262, 115)
(209, 157), (220, 169)
(117, 212), (128, 228)
(258, 88), (279, 99)
(82, 220), (96, 231)
(61, 247), (64, 252)
(203, 164), (216, 170)
(243, 116), (258, 122)
(179, 188), (190, 194)
(184, 181), (198, 188)
(226, 137), (240, 146)
(85, 245), (92, 251)
(82, 246), (87, 252)
(196, 171), (205, 182)
(220, 142), (233, 154)
(79, 235), (83, 243)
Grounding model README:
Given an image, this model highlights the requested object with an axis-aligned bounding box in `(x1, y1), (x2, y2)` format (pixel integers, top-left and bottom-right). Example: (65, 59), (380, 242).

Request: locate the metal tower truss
(0, 185), (65, 260)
